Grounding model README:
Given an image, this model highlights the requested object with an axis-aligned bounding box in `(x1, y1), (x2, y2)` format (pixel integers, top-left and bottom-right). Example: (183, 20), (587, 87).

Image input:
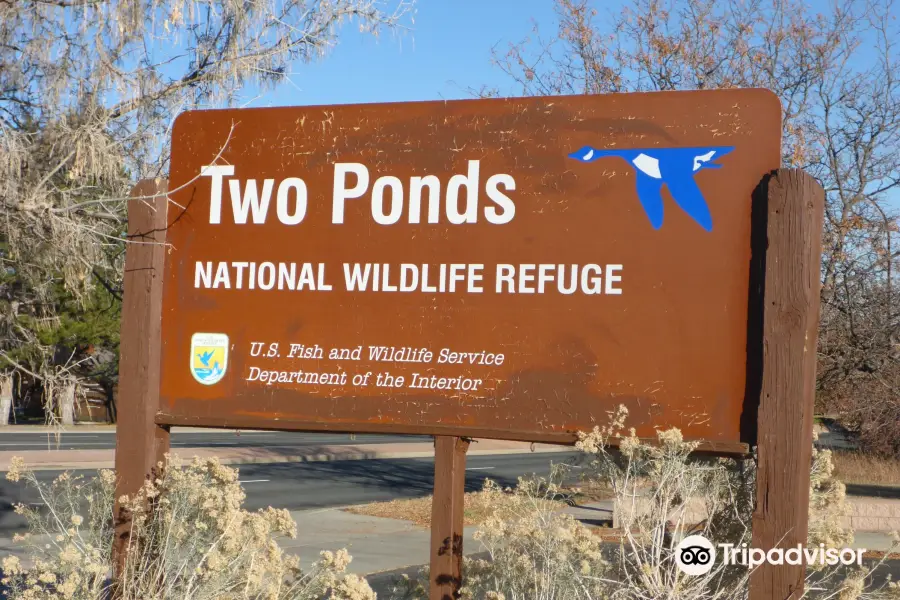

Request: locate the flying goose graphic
(197, 350), (215, 366)
(568, 145), (735, 231)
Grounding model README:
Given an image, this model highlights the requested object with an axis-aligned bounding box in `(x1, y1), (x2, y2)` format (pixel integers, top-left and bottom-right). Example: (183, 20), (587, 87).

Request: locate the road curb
(0, 425), (266, 434)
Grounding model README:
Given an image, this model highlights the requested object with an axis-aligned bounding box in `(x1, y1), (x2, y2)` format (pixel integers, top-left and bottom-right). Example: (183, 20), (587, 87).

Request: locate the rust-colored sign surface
(159, 90), (781, 449)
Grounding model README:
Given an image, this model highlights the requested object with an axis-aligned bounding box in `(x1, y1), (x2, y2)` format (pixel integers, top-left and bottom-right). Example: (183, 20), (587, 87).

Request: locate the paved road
(0, 429), (430, 451)
(816, 427), (858, 451)
(0, 423), (858, 452)
(0, 451), (585, 534)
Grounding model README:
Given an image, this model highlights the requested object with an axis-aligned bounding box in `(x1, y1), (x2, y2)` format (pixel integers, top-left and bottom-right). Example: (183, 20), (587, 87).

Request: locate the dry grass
(343, 490), (565, 527)
(832, 451), (900, 486)
(562, 481), (613, 505)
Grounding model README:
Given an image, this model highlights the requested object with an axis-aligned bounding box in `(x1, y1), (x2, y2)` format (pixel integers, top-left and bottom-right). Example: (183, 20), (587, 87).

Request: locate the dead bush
(3, 455), (373, 600)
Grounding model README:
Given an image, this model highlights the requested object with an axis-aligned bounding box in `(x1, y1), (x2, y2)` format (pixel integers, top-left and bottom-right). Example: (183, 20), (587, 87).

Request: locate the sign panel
(159, 90), (781, 449)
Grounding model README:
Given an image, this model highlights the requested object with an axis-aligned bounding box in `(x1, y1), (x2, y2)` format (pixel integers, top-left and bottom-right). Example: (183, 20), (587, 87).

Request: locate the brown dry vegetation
(343, 489), (566, 527)
(564, 477), (616, 503)
(832, 451), (900, 486)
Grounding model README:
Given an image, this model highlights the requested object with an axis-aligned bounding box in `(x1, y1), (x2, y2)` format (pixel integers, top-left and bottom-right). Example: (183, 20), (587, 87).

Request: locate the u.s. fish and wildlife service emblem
(190, 333), (229, 385)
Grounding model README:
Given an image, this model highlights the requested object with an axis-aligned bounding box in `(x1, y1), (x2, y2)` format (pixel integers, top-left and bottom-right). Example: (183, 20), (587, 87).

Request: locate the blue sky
(255, 0), (846, 109)
(250, 1), (898, 210)
(260, 0), (561, 107)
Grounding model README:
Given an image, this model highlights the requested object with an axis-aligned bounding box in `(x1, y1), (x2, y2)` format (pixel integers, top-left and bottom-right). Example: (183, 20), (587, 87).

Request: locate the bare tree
(0, 373), (12, 425)
(488, 0), (900, 455)
(0, 0), (411, 424)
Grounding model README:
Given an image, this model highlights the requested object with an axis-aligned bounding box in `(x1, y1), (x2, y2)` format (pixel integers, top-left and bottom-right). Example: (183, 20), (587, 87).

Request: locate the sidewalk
(284, 508), (478, 575)
(0, 507), (477, 576)
(0, 439), (572, 471)
(194, 505), (900, 573)
(287, 503), (897, 576)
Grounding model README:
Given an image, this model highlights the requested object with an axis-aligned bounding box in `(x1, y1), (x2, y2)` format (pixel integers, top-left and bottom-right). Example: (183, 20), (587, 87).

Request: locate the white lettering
(213, 262), (230, 288)
(229, 178), (274, 224)
(277, 263), (296, 290)
(344, 263), (373, 291)
(298, 263), (316, 290)
(496, 264), (515, 293)
(582, 265), (603, 295)
(409, 175), (441, 223)
(195, 261), (212, 288)
(605, 264), (623, 294)
(445, 160), (480, 224)
(276, 177), (307, 225)
(201, 165), (235, 224)
(233, 262), (248, 288)
(484, 173), (516, 224)
(332, 163), (370, 223)
(258, 262), (275, 290)
(399, 264), (419, 292)
(318, 263), (333, 291)
(372, 176), (404, 225)
(468, 264), (484, 293)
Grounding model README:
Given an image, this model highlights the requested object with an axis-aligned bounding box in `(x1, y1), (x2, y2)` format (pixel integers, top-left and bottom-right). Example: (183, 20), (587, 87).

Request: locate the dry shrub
(824, 374), (900, 460)
(809, 443), (854, 552)
(458, 475), (607, 600)
(388, 407), (897, 600)
(2, 455), (373, 600)
(4, 421), (898, 600)
(385, 472), (607, 600)
(831, 452), (900, 486)
(575, 406), (753, 599)
(3, 457), (115, 599)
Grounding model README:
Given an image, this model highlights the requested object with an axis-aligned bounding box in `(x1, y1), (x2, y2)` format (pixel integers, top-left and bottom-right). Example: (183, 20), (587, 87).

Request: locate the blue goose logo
(568, 145), (734, 231)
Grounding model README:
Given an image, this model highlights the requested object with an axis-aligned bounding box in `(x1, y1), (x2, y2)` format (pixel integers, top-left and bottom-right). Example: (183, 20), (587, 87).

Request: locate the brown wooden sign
(116, 91), (825, 600)
(157, 90), (781, 451)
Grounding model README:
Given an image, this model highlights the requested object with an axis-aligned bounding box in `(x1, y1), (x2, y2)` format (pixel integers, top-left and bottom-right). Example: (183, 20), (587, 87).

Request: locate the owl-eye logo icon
(675, 534), (717, 575)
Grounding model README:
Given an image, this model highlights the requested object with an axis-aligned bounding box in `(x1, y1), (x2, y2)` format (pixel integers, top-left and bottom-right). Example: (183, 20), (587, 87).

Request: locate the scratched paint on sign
(158, 90), (781, 450)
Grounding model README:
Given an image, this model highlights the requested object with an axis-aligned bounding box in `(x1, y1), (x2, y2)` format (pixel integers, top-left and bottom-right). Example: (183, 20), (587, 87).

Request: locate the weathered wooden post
(113, 179), (171, 575)
(430, 436), (470, 600)
(749, 169), (825, 600)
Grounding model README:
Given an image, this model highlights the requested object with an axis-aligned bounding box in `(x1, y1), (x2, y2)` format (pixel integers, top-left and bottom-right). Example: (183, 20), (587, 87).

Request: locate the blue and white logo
(568, 145), (734, 231)
(190, 332), (229, 386)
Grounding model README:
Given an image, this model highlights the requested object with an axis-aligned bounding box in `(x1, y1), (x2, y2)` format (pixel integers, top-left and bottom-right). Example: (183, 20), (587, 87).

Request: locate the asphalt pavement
(815, 426), (858, 451)
(0, 420), (857, 452)
(0, 429), (428, 451)
(0, 450), (585, 534)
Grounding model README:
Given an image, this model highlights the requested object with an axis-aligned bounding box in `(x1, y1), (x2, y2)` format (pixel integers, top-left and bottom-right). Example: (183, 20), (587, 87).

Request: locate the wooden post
(113, 180), (171, 575)
(430, 436), (470, 600)
(749, 169), (824, 600)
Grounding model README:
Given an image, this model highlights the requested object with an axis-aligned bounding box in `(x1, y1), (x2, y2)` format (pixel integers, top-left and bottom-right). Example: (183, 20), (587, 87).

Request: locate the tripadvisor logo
(675, 535), (867, 575)
(676, 535), (716, 575)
